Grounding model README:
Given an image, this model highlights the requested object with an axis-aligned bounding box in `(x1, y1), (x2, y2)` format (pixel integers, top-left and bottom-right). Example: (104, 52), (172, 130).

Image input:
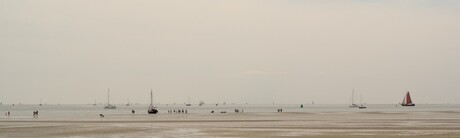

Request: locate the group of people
(5, 111), (10, 116)
(234, 109), (243, 113)
(168, 109), (187, 114)
(33, 110), (39, 117)
(277, 108), (283, 112)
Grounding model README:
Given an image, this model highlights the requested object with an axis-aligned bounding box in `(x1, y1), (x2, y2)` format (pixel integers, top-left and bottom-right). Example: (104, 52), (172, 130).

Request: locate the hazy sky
(1, 0), (460, 105)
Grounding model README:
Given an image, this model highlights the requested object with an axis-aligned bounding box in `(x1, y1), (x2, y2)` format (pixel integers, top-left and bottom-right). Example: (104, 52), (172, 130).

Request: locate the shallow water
(1, 104), (459, 119)
(1, 104), (460, 137)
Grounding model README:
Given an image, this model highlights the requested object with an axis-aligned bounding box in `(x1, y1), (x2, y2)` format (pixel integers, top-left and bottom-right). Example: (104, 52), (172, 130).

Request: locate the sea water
(1, 104), (459, 120)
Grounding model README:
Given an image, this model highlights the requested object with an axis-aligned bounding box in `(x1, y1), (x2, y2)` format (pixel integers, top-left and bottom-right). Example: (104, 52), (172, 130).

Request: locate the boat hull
(148, 109), (158, 114)
(104, 104), (116, 109)
(401, 104), (415, 106)
(349, 104), (359, 108)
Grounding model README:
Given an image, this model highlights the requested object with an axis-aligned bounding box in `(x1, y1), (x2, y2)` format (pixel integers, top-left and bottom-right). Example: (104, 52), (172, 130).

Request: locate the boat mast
(402, 92), (406, 104)
(351, 88), (355, 105)
(107, 88), (110, 105)
(150, 89), (153, 106)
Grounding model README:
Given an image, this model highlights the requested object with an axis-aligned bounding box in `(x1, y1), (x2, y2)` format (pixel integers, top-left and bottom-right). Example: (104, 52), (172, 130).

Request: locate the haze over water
(1, 0), (460, 105)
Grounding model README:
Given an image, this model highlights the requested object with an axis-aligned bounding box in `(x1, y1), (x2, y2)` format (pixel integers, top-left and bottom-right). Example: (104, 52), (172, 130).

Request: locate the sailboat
(147, 89), (158, 114)
(39, 99), (43, 106)
(349, 89), (359, 108)
(358, 95), (366, 109)
(401, 91), (415, 106)
(186, 97), (191, 106)
(126, 98), (130, 106)
(104, 88), (116, 109)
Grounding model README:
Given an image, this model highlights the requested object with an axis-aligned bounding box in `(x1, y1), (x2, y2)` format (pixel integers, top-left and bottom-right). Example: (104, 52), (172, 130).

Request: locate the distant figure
(280, 109), (283, 112)
(100, 114), (104, 117)
(7, 111), (10, 116)
(301, 104), (304, 108)
(132, 109), (135, 114)
(185, 110), (188, 114)
(33, 110), (38, 117)
(174, 110), (176, 113)
(211, 110), (214, 113)
(181, 109), (184, 113)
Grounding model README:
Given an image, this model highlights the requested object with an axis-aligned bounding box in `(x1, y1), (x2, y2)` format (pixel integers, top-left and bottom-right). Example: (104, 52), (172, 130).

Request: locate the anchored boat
(349, 89), (359, 108)
(401, 91), (415, 106)
(358, 95), (366, 109)
(104, 88), (116, 109)
(148, 89), (158, 114)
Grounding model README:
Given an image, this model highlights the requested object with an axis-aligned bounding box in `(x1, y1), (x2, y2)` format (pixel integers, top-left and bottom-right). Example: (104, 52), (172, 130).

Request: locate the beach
(1, 105), (460, 137)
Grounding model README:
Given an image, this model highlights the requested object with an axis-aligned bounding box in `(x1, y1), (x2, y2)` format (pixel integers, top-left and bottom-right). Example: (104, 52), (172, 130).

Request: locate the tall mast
(402, 92), (406, 104)
(150, 89), (153, 105)
(107, 88), (110, 104)
(352, 88), (355, 105)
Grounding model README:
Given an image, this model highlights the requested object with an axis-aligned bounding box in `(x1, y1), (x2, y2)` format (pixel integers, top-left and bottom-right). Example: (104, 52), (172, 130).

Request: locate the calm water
(1, 104), (459, 119)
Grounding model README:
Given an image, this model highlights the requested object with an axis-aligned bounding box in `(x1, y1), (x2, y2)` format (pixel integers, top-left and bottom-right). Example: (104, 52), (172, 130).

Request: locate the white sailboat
(126, 98), (130, 106)
(93, 99), (97, 106)
(104, 88), (116, 109)
(349, 89), (359, 108)
(186, 96), (191, 106)
(39, 99), (43, 106)
(147, 89), (158, 114)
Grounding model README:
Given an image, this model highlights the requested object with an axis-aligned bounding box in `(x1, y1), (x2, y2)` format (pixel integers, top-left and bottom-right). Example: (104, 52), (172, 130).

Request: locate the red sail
(406, 92), (412, 104)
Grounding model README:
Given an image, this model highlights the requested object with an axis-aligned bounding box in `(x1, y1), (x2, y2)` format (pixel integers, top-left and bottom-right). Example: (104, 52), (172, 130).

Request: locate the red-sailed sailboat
(401, 91), (415, 106)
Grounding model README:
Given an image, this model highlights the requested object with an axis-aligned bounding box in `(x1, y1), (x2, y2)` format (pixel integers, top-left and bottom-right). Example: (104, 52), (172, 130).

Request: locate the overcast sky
(1, 0), (459, 105)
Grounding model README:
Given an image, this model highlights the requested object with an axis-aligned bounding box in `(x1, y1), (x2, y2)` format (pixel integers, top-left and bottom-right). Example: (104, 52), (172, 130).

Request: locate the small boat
(401, 91), (415, 106)
(349, 89), (359, 108)
(104, 88), (116, 109)
(126, 98), (130, 106)
(147, 89), (158, 114)
(39, 99), (43, 106)
(186, 97), (191, 106)
(358, 95), (366, 109)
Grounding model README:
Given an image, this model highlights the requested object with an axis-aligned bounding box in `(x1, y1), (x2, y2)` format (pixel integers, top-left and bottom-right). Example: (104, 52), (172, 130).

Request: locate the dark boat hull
(401, 104), (415, 106)
(148, 109), (158, 114)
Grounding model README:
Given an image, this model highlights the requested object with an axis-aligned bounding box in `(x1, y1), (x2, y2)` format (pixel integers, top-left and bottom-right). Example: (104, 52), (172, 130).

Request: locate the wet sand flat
(1, 111), (460, 137)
